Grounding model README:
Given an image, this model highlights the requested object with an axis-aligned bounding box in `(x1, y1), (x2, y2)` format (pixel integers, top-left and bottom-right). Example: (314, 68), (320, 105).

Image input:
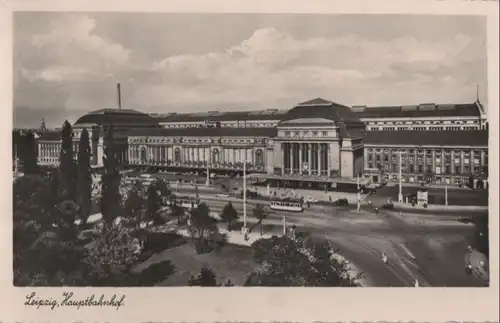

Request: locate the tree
(187, 267), (217, 286)
(170, 202), (184, 225)
(13, 175), (84, 286)
(19, 131), (38, 174)
(188, 203), (220, 254)
(83, 224), (142, 282)
(220, 202), (238, 231)
(244, 235), (359, 287)
(146, 183), (162, 225)
(252, 204), (268, 236)
(76, 129), (92, 227)
(100, 124), (122, 224)
(124, 181), (145, 221)
(59, 121), (76, 201)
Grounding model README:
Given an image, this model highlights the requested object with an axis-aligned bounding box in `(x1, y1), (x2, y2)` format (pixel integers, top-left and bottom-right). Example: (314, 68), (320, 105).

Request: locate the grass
(134, 241), (258, 286)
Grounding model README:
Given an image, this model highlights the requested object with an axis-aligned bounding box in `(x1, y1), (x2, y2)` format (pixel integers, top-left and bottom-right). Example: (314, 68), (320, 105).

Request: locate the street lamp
(357, 174), (361, 212)
(243, 160), (247, 230)
(206, 163), (210, 188)
(282, 212), (287, 236)
(445, 181), (448, 206)
(398, 151), (404, 203)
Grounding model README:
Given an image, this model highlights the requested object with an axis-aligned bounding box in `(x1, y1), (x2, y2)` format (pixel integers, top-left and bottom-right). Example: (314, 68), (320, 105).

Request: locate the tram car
(269, 197), (304, 212)
(167, 196), (200, 209)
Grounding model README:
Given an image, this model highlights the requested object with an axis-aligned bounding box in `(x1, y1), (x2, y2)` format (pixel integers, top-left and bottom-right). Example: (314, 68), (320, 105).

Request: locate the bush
(143, 232), (186, 254)
(135, 260), (176, 286)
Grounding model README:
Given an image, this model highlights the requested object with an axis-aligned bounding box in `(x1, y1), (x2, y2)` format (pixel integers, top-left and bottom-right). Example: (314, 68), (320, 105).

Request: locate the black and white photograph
(12, 11), (492, 288)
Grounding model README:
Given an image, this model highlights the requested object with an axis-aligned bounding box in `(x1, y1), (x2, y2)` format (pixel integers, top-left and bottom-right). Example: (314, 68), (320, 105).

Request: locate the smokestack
(117, 83), (122, 110)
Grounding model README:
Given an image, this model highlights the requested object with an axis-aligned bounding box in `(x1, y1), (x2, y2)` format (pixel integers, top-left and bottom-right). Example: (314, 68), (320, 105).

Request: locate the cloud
(29, 14), (131, 76)
(14, 16), (486, 128)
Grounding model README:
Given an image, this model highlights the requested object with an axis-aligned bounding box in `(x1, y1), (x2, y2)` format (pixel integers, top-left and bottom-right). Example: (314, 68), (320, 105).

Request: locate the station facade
(36, 97), (489, 188)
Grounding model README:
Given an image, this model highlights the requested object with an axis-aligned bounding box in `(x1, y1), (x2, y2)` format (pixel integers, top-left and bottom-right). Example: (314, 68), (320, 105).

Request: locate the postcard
(1, 0), (498, 322)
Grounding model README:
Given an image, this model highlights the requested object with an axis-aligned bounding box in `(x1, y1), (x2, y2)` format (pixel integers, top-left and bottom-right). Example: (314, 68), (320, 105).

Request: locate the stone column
(281, 143), (285, 175)
(318, 143), (322, 176)
(290, 143), (294, 174)
(308, 143), (312, 175)
(327, 144), (331, 177)
(299, 143), (303, 175)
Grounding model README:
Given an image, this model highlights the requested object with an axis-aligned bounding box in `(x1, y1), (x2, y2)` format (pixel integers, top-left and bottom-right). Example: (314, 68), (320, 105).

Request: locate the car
(457, 216), (473, 224)
(216, 193), (230, 198)
(306, 197), (318, 203)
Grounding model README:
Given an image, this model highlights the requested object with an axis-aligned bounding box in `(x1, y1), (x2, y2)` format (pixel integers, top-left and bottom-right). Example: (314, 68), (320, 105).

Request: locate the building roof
(128, 127), (278, 138)
(154, 109), (288, 123)
(280, 98), (364, 126)
(363, 130), (488, 147)
(37, 131), (61, 141)
(351, 103), (481, 119)
(74, 109), (160, 127)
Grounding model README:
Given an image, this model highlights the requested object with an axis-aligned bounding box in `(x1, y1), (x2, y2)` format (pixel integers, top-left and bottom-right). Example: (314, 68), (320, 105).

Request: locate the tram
(167, 196), (200, 209)
(269, 198), (304, 212)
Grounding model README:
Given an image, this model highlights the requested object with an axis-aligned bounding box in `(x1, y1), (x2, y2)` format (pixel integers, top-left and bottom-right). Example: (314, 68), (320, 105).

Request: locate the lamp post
(243, 160), (247, 229)
(398, 151), (403, 203)
(357, 175), (361, 211)
(445, 182), (448, 206)
(206, 163), (210, 188)
(283, 212), (287, 236)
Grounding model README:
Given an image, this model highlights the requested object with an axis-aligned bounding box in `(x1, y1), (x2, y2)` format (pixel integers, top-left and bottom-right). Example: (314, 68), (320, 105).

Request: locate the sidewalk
(393, 202), (488, 213)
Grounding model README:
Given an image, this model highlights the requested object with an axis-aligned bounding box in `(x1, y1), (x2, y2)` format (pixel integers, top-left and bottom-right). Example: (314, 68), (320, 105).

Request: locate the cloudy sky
(13, 12), (487, 128)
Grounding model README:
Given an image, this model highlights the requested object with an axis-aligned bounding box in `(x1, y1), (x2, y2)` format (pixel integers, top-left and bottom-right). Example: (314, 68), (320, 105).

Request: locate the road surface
(182, 192), (489, 287)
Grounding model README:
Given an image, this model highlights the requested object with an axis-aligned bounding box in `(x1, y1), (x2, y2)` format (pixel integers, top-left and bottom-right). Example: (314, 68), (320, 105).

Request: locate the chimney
(117, 83), (122, 110)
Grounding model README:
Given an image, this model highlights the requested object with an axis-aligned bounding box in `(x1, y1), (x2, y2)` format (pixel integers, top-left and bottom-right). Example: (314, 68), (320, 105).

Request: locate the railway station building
(36, 97), (489, 189)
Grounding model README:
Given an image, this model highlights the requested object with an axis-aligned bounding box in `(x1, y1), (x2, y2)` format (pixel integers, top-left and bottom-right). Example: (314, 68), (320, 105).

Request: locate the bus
(269, 197), (304, 212)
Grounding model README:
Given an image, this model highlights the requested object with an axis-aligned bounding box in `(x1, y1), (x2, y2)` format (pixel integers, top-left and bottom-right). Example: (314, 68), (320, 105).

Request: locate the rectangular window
(455, 166), (460, 174)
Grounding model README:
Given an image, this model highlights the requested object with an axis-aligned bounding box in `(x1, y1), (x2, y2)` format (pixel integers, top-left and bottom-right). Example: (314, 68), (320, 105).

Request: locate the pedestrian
(381, 252), (388, 264)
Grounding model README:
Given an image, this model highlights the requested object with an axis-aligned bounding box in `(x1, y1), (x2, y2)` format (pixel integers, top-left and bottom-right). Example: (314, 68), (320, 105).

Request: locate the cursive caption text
(24, 292), (126, 310)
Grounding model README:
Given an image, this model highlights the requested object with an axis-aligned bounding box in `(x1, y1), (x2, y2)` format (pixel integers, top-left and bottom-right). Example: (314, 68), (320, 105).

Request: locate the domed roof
(74, 109), (160, 128)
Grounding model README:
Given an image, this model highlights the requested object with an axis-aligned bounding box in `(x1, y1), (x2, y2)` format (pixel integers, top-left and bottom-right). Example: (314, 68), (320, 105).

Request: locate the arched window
(174, 147), (181, 162)
(212, 148), (220, 163)
(255, 149), (264, 165)
(140, 147), (147, 163)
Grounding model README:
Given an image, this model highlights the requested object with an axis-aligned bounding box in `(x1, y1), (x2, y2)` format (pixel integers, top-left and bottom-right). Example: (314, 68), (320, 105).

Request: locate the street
(106, 174), (490, 287)
(184, 190), (489, 287)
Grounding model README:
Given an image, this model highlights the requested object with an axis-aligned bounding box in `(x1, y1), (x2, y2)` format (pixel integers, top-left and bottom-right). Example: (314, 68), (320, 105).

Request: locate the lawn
(133, 241), (258, 286)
